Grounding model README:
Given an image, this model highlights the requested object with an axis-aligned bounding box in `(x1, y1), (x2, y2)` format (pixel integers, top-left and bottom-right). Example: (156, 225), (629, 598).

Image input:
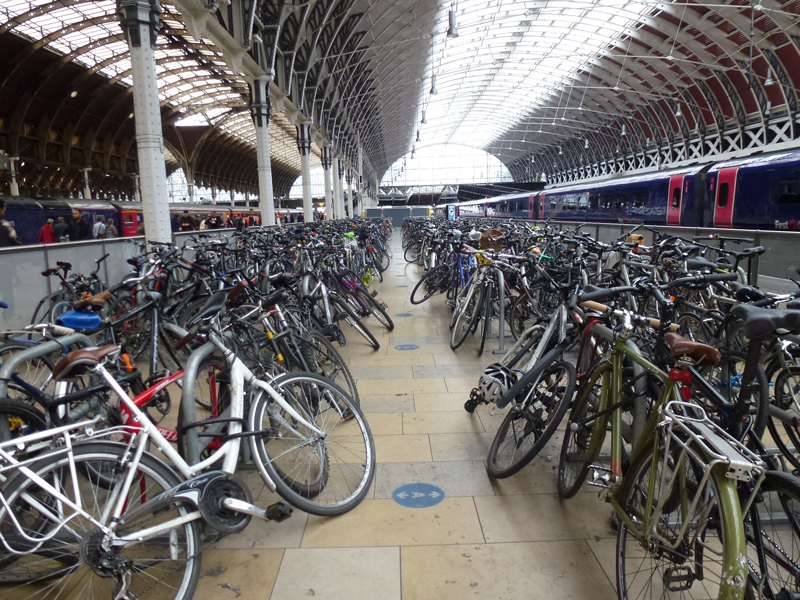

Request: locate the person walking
(0, 199), (21, 246)
(92, 215), (106, 239)
(39, 219), (56, 244)
(69, 209), (92, 241)
(105, 218), (118, 238)
(53, 216), (69, 242)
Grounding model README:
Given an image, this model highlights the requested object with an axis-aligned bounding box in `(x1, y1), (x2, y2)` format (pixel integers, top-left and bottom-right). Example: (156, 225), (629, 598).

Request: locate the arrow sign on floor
(392, 483), (446, 508)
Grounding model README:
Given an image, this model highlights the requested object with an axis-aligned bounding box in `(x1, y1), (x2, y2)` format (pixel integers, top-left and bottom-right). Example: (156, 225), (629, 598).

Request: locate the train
(0, 197), (309, 245)
(434, 148), (800, 230)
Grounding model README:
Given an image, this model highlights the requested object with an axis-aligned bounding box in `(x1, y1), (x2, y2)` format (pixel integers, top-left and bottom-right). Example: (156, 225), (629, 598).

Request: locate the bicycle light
(669, 368), (693, 386)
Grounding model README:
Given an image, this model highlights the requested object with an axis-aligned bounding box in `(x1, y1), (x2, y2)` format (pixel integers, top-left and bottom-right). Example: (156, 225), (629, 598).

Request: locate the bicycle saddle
(731, 304), (800, 340)
(73, 290), (112, 309)
(686, 256), (717, 271)
(53, 345), (120, 380)
(188, 291), (227, 326)
(664, 333), (721, 367)
(729, 282), (766, 303)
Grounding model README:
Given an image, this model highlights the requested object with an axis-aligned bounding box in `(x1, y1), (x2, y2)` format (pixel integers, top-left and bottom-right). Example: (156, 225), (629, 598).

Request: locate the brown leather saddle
(664, 333), (721, 367)
(73, 290), (112, 310)
(52, 345), (120, 380)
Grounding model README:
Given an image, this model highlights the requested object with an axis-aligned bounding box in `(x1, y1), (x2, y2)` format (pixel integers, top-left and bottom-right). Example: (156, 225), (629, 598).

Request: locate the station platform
(191, 234), (617, 600)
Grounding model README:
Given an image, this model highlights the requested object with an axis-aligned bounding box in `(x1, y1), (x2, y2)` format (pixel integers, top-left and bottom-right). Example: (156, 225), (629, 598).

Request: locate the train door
(527, 195), (534, 219)
(713, 167), (738, 228)
(666, 175), (685, 225)
(539, 193), (545, 219)
(120, 211), (138, 236)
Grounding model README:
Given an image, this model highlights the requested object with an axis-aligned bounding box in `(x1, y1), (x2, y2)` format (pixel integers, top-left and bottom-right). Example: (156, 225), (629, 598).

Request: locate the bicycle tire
(305, 331), (360, 406)
(745, 470), (800, 600)
(0, 442), (201, 599)
(558, 361), (611, 498)
(248, 372), (375, 516)
(487, 360), (577, 478)
(410, 265), (449, 305)
(767, 366), (800, 471)
(616, 438), (746, 600)
(451, 285), (483, 350)
(0, 397), (47, 443)
(404, 243), (421, 263)
(478, 281), (492, 356)
(354, 288), (394, 331)
(330, 295), (380, 350)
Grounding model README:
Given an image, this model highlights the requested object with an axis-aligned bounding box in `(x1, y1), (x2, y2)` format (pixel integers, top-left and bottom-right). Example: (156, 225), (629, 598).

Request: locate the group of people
(37, 209), (118, 244)
(0, 201), (115, 248)
(178, 209), (262, 232)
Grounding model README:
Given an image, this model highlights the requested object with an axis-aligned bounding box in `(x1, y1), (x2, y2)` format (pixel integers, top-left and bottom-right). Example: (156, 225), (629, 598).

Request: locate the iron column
(117, 0), (171, 243)
(250, 76), (275, 225)
(296, 122), (313, 223)
(321, 146), (333, 220)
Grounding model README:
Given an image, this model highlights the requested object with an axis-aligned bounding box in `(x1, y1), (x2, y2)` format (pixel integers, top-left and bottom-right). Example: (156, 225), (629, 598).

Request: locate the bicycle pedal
(587, 465), (616, 488)
(370, 290), (378, 297)
(265, 502), (293, 522)
(663, 566), (695, 592)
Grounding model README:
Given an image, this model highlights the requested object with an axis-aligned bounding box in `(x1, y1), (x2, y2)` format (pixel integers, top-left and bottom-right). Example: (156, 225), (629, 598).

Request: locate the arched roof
(3, 0), (800, 196)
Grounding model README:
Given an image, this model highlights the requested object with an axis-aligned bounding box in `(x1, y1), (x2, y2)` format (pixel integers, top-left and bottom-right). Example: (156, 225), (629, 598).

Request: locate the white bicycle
(0, 287), (375, 599)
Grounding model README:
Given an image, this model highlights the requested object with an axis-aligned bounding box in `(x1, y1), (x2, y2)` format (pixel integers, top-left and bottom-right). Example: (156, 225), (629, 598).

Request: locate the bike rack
(483, 270), (509, 355)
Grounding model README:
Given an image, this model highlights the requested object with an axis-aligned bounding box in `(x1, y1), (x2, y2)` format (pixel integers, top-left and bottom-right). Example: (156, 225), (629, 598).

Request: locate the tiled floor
(198, 231), (618, 600)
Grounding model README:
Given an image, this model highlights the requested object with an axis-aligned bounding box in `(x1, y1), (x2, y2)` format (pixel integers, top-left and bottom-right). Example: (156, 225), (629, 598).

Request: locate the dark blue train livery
(434, 148), (800, 230)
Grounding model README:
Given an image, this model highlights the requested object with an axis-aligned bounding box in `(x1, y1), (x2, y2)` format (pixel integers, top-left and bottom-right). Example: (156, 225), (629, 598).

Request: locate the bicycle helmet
(479, 363), (518, 404)
(468, 229), (482, 241)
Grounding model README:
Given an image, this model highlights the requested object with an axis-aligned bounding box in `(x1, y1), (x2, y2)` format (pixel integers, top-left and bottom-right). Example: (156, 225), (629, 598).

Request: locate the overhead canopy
(2, 0), (800, 197)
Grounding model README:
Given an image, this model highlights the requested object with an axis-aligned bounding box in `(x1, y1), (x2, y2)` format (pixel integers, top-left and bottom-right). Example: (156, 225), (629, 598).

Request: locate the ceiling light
(754, 0), (763, 10)
(558, 147), (563, 155)
(416, 130), (421, 142)
(765, 100), (772, 116)
(447, 9), (459, 38)
(421, 110), (427, 124)
(584, 138), (589, 149)
(430, 75), (438, 95)
(621, 124), (626, 136)
(129, 112), (134, 119)
(675, 104), (682, 119)
(70, 90), (78, 98)
(765, 68), (774, 87)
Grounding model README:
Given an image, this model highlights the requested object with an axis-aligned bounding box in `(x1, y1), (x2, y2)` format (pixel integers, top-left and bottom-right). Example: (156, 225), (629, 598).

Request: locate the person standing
(0, 199), (21, 246)
(105, 218), (118, 238)
(69, 209), (92, 241)
(53, 216), (69, 242)
(246, 209), (260, 227)
(179, 210), (195, 231)
(39, 219), (56, 244)
(92, 215), (106, 239)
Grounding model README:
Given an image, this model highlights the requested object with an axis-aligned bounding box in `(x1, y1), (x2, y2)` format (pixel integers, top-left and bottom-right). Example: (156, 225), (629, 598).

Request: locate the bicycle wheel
(677, 311), (713, 344)
(0, 342), (55, 401)
(616, 439), (746, 600)
(0, 397), (47, 442)
(487, 360), (576, 478)
(478, 282), (492, 356)
(404, 243), (421, 263)
(0, 442), (201, 599)
(301, 331), (360, 407)
(248, 372), (375, 516)
(330, 296), (380, 350)
(745, 470), (800, 600)
(768, 366), (800, 471)
(354, 289), (394, 331)
(410, 265), (450, 305)
(558, 361), (611, 498)
(451, 285), (483, 350)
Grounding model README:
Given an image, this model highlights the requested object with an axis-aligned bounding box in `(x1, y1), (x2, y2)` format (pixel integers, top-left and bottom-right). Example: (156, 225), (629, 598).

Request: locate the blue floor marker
(395, 313), (413, 317)
(393, 483), (445, 508)
(396, 285), (408, 288)
(394, 344), (419, 351)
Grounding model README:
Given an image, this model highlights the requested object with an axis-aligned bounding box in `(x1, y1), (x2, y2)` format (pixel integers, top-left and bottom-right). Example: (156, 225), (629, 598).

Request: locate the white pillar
(133, 174), (141, 202)
(297, 123), (313, 223)
(336, 158), (346, 218)
(251, 76), (275, 225)
(82, 167), (91, 200)
(331, 155), (341, 220)
(346, 170), (354, 219)
(322, 146), (333, 220)
(118, 0), (171, 243)
(357, 146), (363, 216)
(9, 157), (19, 196)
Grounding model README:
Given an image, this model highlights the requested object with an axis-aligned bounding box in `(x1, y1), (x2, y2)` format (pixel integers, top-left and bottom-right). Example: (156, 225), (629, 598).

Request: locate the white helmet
(468, 229), (482, 241)
(479, 363), (518, 404)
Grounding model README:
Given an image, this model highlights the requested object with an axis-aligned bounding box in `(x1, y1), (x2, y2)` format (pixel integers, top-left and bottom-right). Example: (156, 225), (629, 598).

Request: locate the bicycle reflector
(668, 369), (693, 385)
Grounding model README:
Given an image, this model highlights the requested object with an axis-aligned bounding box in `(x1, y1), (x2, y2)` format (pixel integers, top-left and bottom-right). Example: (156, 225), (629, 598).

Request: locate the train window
(775, 180), (800, 204)
(550, 198), (557, 210)
(600, 195), (613, 209)
(578, 197), (588, 211)
(632, 193), (647, 209)
(588, 195), (599, 210)
(565, 196), (576, 209)
(718, 182), (729, 208)
(671, 188), (681, 209)
(614, 194), (629, 209)
(124, 214), (133, 226)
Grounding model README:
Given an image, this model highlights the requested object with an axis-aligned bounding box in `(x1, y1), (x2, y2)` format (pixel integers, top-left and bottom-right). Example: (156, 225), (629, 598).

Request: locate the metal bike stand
(493, 270), (507, 355)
